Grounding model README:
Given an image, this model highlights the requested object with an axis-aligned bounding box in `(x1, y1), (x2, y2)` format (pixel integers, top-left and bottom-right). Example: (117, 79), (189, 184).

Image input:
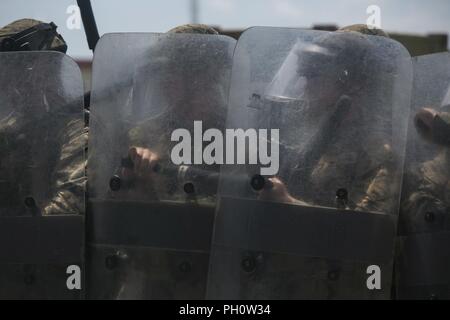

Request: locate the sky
(1, 0), (449, 59)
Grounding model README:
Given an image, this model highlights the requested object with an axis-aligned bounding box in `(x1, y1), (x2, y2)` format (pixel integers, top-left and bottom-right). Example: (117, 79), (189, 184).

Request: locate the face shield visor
(264, 40), (339, 110)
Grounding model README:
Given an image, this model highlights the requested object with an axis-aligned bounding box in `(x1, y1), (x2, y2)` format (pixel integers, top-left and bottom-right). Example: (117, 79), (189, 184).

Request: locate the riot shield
(87, 33), (236, 299)
(395, 52), (450, 299)
(207, 27), (413, 299)
(0, 52), (85, 299)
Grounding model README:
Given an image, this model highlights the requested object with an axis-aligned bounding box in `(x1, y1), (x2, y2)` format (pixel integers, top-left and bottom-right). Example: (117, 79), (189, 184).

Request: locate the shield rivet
(425, 212), (435, 223)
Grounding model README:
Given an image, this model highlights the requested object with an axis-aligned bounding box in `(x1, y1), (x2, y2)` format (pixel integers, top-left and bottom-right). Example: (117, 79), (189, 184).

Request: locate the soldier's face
(298, 51), (348, 111)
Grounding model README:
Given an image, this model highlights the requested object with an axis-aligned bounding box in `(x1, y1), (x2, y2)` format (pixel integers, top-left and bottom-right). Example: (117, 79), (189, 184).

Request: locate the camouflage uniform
(401, 149), (450, 231)
(0, 19), (86, 215)
(400, 109), (450, 233)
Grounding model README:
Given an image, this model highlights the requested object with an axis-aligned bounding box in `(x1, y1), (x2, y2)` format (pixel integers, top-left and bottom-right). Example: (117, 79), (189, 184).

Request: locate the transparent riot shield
(207, 27), (413, 299)
(0, 52), (85, 299)
(87, 33), (236, 299)
(395, 52), (450, 300)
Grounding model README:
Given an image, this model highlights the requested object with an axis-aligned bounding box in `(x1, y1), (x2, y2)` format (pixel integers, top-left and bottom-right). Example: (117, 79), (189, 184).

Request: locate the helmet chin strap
(0, 22), (66, 53)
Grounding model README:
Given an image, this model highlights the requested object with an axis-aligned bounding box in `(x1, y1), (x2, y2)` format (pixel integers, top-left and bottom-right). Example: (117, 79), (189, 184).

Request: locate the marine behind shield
(86, 25), (236, 299)
(396, 51), (450, 299)
(0, 19), (85, 299)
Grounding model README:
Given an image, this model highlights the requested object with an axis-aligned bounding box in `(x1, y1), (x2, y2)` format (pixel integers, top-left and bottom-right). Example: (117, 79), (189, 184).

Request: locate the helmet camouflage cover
(0, 18), (67, 52)
(167, 24), (219, 35)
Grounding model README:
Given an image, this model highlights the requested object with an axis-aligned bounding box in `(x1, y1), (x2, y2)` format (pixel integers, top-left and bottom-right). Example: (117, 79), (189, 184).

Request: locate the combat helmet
(339, 24), (389, 38)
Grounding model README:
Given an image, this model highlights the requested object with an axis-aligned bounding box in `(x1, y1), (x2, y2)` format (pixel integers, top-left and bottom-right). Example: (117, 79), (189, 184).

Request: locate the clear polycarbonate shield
(207, 27), (413, 299)
(0, 51), (85, 299)
(87, 33), (236, 299)
(396, 52), (450, 299)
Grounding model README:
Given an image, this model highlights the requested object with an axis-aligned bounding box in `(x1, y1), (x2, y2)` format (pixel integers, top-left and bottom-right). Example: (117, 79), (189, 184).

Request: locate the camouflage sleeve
(356, 144), (397, 213)
(44, 117), (87, 215)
